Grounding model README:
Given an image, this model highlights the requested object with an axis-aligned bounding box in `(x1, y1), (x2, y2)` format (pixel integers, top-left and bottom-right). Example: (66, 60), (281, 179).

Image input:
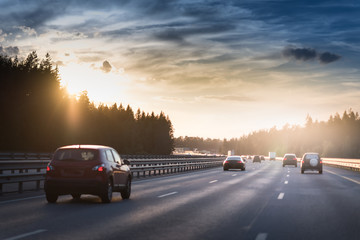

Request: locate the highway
(0, 161), (359, 240)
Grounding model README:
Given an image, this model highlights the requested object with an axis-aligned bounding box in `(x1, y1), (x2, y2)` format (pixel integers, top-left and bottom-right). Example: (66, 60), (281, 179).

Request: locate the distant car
(223, 156), (246, 171)
(282, 154), (297, 167)
(260, 155), (265, 161)
(253, 155), (261, 163)
(44, 145), (132, 203)
(247, 155), (252, 160)
(301, 153), (322, 174)
(241, 155), (248, 162)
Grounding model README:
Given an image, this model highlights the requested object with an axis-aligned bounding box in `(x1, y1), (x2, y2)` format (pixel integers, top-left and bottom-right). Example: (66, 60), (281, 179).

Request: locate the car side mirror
(123, 159), (130, 165)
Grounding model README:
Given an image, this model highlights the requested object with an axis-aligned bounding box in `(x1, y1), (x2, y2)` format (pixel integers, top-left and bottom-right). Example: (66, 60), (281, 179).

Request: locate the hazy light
(59, 63), (130, 105)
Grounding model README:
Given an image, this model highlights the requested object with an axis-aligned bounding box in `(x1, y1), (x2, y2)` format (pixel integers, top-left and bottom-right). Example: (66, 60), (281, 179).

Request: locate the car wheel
(121, 177), (132, 200)
(101, 180), (113, 203)
(46, 193), (58, 203)
(319, 170), (323, 174)
(282, 164), (285, 167)
(71, 193), (81, 200)
(241, 167), (246, 171)
(295, 164), (297, 168)
(301, 169), (304, 174)
(223, 168), (228, 171)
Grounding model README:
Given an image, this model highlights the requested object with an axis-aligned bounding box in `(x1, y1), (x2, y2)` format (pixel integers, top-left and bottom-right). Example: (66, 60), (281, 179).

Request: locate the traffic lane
(82, 161), (282, 240)
(247, 164), (360, 240)
(0, 162), (281, 240)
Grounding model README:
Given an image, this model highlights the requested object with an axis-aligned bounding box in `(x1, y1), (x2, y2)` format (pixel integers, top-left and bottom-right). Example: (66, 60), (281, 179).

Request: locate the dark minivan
(44, 145), (132, 203)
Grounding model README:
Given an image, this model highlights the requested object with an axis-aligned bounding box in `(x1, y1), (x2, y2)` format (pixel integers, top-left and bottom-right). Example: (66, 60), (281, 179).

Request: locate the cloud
(200, 95), (255, 102)
(0, 46), (19, 56)
(282, 47), (317, 61)
(101, 60), (112, 73)
(15, 26), (37, 36)
(283, 47), (341, 64)
(318, 52), (341, 64)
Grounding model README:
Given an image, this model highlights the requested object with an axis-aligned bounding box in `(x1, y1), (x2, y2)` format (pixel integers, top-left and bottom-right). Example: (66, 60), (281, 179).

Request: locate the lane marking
(0, 195), (44, 205)
(286, 174), (289, 177)
(158, 192), (178, 198)
(277, 192), (285, 200)
(209, 180), (218, 184)
(4, 229), (47, 240)
(232, 174), (237, 177)
(325, 170), (360, 185)
(284, 181), (288, 184)
(255, 233), (268, 240)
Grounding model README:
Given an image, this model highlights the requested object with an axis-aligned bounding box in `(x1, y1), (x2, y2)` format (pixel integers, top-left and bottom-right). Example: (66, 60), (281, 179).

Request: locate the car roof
(57, 145), (111, 150)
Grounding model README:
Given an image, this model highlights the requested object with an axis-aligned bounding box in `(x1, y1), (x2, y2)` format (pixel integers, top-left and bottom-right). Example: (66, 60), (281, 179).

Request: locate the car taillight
(302, 160), (304, 164)
(92, 164), (105, 172)
(46, 164), (54, 172)
(320, 160), (323, 164)
(284, 158), (287, 161)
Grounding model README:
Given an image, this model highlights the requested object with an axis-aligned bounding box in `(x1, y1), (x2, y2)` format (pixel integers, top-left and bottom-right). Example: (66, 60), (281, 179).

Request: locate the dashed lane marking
(209, 180), (218, 184)
(158, 192), (178, 198)
(277, 192), (285, 200)
(284, 181), (288, 184)
(255, 233), (268, 240)
(4, 229), (47, 240)
(232, 174), (237, 176)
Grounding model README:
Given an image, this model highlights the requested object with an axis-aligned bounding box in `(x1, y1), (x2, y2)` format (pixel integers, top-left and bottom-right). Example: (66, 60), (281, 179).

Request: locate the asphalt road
(1, 161), (359, 240)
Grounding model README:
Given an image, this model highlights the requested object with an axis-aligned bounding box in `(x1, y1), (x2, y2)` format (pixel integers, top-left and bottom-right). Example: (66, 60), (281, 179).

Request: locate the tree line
(175, 109), (360, 158)
(0, 52), (174, 154)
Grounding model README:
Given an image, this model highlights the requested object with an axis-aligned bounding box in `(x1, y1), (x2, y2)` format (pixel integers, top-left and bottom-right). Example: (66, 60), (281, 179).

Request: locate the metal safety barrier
(0, 153), (224, 195)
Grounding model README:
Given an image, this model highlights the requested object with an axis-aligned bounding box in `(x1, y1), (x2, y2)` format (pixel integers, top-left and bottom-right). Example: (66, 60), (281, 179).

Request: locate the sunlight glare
(59, 63), (129, 105)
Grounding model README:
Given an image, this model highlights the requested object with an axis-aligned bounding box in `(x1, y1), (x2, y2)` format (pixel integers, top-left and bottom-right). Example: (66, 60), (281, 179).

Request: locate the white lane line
(277, 192), (285, 200)
(158, 192), (178, 198)
(232, 174), (237, 177)
(4, 229), (47, 240)
(284, 181), (288, 184)
(286, 174), (289, 177)
(0, 195), (44, 204)
(325, 170), (360, 185)
(255, 233), (268, 240)
(209, 180), (218, 184)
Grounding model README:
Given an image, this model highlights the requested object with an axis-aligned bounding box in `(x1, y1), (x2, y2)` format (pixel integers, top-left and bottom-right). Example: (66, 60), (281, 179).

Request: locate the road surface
(1, 161), (359, 240)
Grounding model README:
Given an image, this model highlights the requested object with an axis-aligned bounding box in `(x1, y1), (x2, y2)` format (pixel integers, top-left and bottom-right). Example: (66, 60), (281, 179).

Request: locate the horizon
(1, 0), (359, 139)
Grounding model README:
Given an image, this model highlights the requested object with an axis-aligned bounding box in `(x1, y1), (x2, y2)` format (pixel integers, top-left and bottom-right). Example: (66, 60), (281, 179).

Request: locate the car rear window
(305, 154), (319, 160)
(227, 157), (241, 160)
(54, 149), (98, 161)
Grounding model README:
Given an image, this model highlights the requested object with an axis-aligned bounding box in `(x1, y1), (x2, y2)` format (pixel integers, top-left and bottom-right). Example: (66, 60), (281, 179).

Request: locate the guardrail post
(19, 181), (23, 193)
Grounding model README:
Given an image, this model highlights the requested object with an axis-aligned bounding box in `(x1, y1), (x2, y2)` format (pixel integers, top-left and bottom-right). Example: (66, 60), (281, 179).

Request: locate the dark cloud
(283, 47), (341, 64)
(0, 46), (19, 56)
(282, 47), (317, 61)
(154, 23), (237, 43)
(319, 52), (341, 64)
(101, 60), (112, 73)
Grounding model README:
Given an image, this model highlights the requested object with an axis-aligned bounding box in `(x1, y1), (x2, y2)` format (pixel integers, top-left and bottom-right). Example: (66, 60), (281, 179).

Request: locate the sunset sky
(1, 0), (360, 138)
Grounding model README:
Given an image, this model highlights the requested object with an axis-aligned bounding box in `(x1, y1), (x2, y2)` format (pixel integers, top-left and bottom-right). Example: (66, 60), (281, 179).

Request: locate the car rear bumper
(223, 163), (245, 169)
(283, 160), (297, 165)
(301, 165), (322, 171)
(44, 178), (106, 195)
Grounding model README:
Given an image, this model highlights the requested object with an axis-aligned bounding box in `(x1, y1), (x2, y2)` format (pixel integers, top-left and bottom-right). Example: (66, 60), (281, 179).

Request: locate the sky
(1, 0), (360, 139)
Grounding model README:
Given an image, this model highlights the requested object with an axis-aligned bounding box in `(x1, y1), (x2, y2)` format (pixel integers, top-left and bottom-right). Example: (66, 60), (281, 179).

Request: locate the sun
(59, 63), (129, 105)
